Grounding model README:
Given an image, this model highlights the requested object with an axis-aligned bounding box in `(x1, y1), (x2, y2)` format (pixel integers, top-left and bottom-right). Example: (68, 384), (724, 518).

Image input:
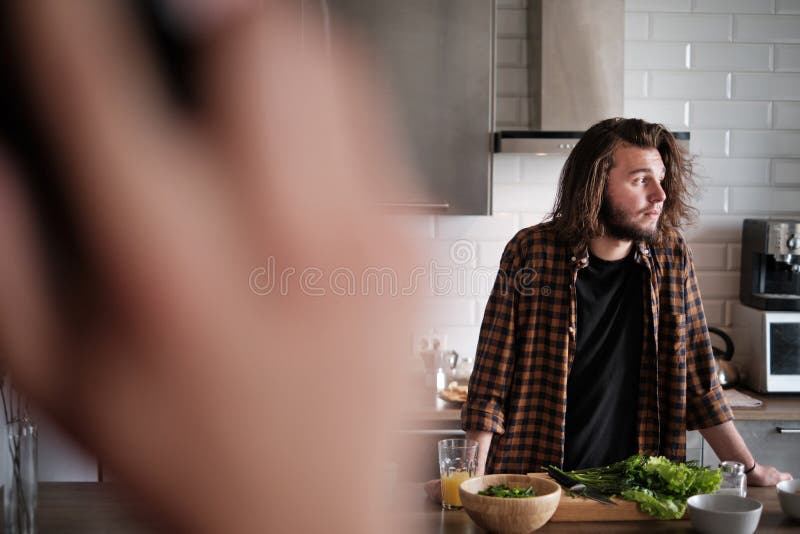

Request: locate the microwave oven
(734, 304), (800, 393)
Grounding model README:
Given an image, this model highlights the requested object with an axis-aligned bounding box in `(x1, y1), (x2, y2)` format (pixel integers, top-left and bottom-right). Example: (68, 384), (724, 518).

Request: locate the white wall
(411, 0), (800, 362)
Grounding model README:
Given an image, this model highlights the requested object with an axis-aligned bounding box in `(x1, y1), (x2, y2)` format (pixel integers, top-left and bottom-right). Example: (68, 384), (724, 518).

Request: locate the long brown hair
(548, 117), (696, 246)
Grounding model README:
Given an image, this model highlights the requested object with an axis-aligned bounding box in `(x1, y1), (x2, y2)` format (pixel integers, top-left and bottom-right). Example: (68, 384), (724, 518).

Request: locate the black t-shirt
(563, 249), (643, 471)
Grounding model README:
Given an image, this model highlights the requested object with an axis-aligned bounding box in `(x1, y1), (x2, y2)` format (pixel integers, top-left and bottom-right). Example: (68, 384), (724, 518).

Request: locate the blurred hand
(0, 1), (420, 533)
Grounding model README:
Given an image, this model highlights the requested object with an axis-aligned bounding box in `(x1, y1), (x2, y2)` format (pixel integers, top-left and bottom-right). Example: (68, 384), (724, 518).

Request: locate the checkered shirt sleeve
(683, 244), (733, 430)
(460, 236), (521, 435)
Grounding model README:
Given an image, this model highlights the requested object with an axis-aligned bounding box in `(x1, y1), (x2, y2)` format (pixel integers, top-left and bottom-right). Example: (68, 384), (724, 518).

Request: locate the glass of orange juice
(438, 438), (478, 510)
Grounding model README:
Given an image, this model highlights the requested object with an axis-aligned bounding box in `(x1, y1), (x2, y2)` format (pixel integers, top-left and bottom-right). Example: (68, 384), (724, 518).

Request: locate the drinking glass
(438, 438), (478, 510)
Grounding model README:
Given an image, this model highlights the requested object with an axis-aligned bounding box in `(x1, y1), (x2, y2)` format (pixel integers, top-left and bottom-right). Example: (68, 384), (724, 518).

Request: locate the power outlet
(413, 332), (448, 354)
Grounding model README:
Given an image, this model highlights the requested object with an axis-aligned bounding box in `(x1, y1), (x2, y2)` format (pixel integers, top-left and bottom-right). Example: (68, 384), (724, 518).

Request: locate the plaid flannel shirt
(461, 222), (732, 473)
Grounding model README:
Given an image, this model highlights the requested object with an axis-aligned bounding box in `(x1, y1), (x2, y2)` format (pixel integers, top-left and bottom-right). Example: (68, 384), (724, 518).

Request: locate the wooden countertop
(33, 483), (156, 533)
(728, 390), (800, 421)
(400, 485), (800, 533)
(408, 389), (800, 426)
(34, 482), (800, 533)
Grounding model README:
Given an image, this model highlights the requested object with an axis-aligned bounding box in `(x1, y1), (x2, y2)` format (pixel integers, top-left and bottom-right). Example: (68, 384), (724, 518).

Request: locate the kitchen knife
(545, 467), (617, 506)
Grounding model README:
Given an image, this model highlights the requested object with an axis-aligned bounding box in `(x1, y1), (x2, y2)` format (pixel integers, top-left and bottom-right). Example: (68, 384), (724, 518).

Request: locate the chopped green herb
(478, 484), (537, 498)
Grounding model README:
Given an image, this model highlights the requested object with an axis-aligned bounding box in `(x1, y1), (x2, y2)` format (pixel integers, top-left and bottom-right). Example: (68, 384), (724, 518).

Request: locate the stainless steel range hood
(495, 0), (689, 154)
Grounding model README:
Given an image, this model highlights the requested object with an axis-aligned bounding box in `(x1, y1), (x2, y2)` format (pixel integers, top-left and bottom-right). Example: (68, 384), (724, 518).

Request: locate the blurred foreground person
(0, 1), (421, 532)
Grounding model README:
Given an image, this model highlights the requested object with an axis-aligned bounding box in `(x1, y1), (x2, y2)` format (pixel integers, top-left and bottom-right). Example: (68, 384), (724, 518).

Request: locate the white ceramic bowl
(459, 474), (561, 534)
(687, 494), (762, 534)
(777, 479), (800, 521)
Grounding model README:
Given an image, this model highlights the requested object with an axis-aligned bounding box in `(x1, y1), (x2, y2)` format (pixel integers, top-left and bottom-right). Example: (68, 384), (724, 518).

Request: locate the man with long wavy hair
(461, 117), (791, 486)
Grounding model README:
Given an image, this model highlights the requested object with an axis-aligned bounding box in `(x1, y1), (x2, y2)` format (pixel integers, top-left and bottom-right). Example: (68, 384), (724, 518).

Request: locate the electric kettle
(708, 326), (738, 388)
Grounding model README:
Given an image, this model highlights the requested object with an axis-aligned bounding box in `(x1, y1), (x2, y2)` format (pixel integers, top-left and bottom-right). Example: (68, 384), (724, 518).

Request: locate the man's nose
(648, 181), (666, 203)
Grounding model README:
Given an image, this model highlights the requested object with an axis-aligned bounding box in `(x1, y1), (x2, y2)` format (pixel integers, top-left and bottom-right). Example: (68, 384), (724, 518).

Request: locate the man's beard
(599, 200), (659, 243)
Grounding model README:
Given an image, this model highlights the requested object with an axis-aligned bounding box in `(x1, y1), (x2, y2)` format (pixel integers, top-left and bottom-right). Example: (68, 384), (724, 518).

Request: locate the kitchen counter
(728, 390), (800, 421)
(30, 482), (800, 533)
(408, 389), (800, 426)
(28, 482), (156, 533)
(402, 485), (799, 533)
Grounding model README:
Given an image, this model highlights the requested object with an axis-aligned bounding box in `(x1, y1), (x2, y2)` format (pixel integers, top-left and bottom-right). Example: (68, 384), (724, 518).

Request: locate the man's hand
(700, 421), (793, 487)
(747, 463), (793, 486)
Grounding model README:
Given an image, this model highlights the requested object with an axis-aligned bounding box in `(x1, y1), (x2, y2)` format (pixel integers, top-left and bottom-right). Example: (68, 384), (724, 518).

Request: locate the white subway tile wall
(728, 244), (743, 270)
(775, 45), (800, 71)
(650, 14), (732, 41)
(649, 71), (730, 99)
(695, 185), (729, 213)
(774, 101), (800, 128)
(625, 42), (688, 70)
(436, 215), (520, 241)
(477, 241), (509, 267)
(702, 300), (726, 326)
(690, 100), (772, 128)
(731, 130), (800, 157)
(692, 43), (771, 71)
(627, 0), (692, 13)
(411, 1), (800, 360)
(773, 158), (800, 183)
(418, 298), (476, 328)
(493, 184), (559, 212)
(776, 0), (800, 15)
(689, 243), (728, 269)
(695, 157), (771, 185)
(493, 154), (522, 184)
(625, 70), (649, 97)
(733, 72), (800, 100)
(690, 129), (730, 156)
(625, 12), (650, 40)
(734, 15), (800, 42)
(519, 155), (568, 183)
(694, 0), (773, 14)
(624, 99), (687, 128)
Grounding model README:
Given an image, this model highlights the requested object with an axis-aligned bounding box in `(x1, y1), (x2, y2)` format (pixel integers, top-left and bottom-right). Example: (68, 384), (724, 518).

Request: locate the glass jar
(2, 417), (38, 534)
(717, 460), (746, 497)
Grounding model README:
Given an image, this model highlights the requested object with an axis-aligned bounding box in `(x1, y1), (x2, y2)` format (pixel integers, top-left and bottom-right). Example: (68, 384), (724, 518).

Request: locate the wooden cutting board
(527, 473), (680, 521)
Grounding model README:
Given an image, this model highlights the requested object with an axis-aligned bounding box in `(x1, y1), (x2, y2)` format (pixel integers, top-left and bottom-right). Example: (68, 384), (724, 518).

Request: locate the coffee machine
(740, 219), (800, 311)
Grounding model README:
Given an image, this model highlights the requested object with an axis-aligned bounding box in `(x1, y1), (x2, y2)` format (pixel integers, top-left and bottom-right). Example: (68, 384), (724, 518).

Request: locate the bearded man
(461, 117), (791, 486)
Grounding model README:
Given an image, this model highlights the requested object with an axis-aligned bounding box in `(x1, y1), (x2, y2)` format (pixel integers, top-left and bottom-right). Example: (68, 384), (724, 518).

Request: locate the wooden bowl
(459, 474), (561, 534)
